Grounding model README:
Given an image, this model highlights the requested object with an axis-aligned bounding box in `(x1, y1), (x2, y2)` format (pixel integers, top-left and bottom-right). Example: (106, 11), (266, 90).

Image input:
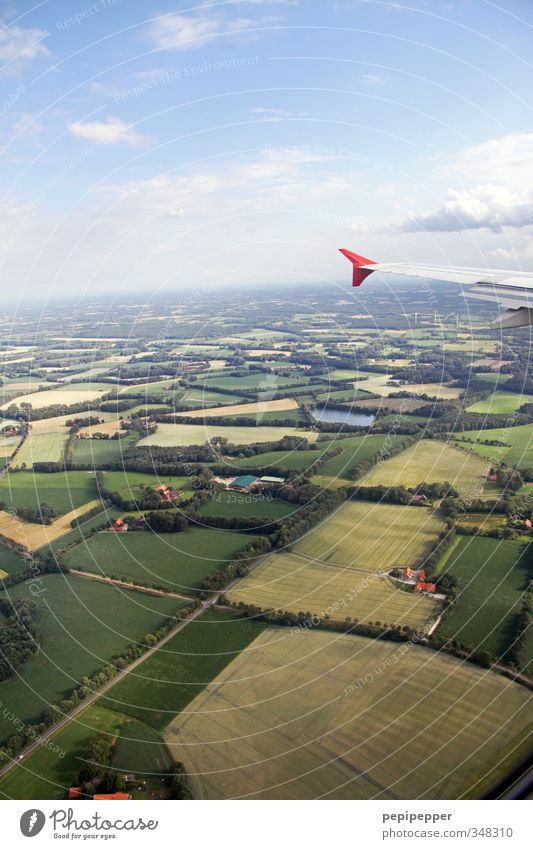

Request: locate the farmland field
(228, 550), (440, 628)
(0, 540), (29, 575)
(313, 434), (409, 482)
(199, 491), (294, 520)
(436, 537), (533, 669)
(0, 471), (98, 514)
(71, 433), (138, 466)
(452, 424), (533, 468)
(0, 499), (104, 550)
(138, 422), (318, 447)
(0, 574), (182, 745)
(358, 439), (488, 495)
(101, 470), (194, 502)
(99, 609), (265, 729)
(290, 500), (444, 570)
(467, 391), (533, 414)
(172, 398), (299, 418)
(64, 527), (250, 593)
(1, 384), (109, 411)
(165, 628), (531, 799)
(10, 430), (68, 469)
(180, 388), (246, 408)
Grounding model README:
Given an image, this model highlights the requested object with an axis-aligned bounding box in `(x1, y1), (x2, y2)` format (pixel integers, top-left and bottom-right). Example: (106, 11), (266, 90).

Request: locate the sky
(1, 0), (533, 301)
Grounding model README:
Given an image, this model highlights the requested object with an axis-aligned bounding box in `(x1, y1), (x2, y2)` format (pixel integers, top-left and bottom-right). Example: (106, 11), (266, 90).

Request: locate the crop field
(0, 574), (181, 746)
(40, 505), (122, 555)
(452, 424), (533, 468)
(313, 434), (410, 482)
(396, 383), (463, 400)
(0, 499), (102, 550)
(355, 397), (427, 412)
(290, 500), (444, 571)
(228, 550), (440, 629)
(467, 391), (533, 414)
(456, 512), (507, 531)
(11, 430), (68, 469)
(165, 628), (532, 799)
(437, 537), (533, 667)
(200, 373), (311, 392)
(230, 446), (324, 472)
(77, 420), (124, 437)
(138, 422), (318, 447)
(99, 609), (265, 729)
(71, 433), (138, 466)
(199, 491), (294, 520)
(358, 439), (488, 495)
(64, 527), (249, 593)
(180, 388), (246, 408)
(1, 385), (108, 411)
(0, 471), (98, 514)
(173, 398), (299, 418)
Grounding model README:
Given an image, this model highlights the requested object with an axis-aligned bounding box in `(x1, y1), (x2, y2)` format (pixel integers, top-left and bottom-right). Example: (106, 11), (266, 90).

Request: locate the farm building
(229, 475), (259, 493)
(258, 476), (286, 485)
(415, 581), (437, 593)
(68, 787), (83, 799)
(93, 793), (131, 800)
(410, 494), (428, 504)
(110, 518), (128, 533)
(402, 567), (414, 580)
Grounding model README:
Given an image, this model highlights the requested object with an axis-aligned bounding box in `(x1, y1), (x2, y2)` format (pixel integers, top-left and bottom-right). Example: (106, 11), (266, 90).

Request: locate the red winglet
(339, 248), (378, 286)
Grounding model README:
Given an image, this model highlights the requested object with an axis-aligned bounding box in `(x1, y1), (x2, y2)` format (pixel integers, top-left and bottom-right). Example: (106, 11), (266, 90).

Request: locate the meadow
(467, 391), (533, 414)
(228, 551), (440, 629)
(165, 628), (532, 799)
(139, 422), (318, 448)
(0, 540), (28, 576)
(436, 537), (533, 665)
(199, 491), (295, 520)
(452, 424), (533, 468)
(312, 434), (409, 483)
(101, 470), (194, 503)
(64, 527), (250, 593)
(0, 470), (98, 514)
(11, 430), (68, 469)
(0, 574), (182, 746)
(71, 433), (138, 466)
(358, 439), (488, 495)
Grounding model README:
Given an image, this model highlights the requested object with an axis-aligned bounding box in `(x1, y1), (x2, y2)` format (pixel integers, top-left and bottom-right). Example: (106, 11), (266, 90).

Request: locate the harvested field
(0, 499), (102, 550)
(138, 423), (318, 448)
(172, 398), (299, 419)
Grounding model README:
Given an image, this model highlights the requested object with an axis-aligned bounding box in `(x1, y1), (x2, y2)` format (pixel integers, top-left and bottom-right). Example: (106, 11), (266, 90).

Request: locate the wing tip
(339, 248), (378, 286)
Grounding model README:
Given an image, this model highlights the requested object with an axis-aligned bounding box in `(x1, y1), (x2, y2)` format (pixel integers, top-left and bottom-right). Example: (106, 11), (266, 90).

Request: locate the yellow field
(358, 440), (488, 496)
(1, 387), (106, 411)
(165, 628), (532, 799)
(173, 398), (299, 419)
(292, 501), (444, 570)
(78, 420), (123, 437)
(0, 499), (102, 550)
(228, 553), (440, 628)
(139, 423), (318, 447)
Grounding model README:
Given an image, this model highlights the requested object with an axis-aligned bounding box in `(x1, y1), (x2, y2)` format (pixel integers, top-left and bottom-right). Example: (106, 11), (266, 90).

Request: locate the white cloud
(399, 132), (533, 233)
(147, 13), (222, 50)
(68, 117), (150, 147)
(362, 73), (385, 85)
(0, 18), (49, 69)
(250, 106), (291, 120)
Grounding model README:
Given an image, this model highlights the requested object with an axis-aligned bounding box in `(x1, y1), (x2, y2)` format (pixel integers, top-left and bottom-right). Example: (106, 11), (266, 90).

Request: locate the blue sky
(1, 0), (533, 300)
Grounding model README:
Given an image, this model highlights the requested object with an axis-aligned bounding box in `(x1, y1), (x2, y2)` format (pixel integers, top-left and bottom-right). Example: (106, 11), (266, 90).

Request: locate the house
(410, 494), (428, 504)
(488, 474), (498, 482)
(402, 567), (414, 580)
(415, 581), (436, 593)
(418, 568), (426, 581)
(524, 519), (532, 529)
(229, 474), (259, 493)
(93, 793), (131, 800)
(110, 518), (128, 533)
(68, 787), (83, 800)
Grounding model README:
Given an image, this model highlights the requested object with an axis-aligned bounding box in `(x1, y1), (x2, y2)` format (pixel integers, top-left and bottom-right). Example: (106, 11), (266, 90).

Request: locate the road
(69, 568), (194, 601)
(0, 594), (219, 782)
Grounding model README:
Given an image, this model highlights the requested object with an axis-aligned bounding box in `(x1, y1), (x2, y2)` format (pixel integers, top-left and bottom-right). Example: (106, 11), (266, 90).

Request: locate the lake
(311, 405), (375, 427)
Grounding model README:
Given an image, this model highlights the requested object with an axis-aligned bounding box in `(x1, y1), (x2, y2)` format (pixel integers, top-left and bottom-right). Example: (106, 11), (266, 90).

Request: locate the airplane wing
(339, 248), (533, 329)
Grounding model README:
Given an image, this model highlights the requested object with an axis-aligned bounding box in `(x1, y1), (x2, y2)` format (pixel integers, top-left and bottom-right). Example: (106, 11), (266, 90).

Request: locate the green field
(452, 424), (533, 468)
(64, 527), (250, 593)
(467, 391), (533, 414)
(199, 491), (294, 521)
(11, 431), (69, 469)
(437, 537), (533, 669)
(200, 373), (311, 392)
(165, 628), (532, 799)
(180, 388), (246, 408)
(138, 422), (317, 448)
(111, 717), (173, 776)
(100, 609), (265, 729)
(0, 471), (99, 515)
(38, 505), (122, 554)
(0, 540), (28, 576)
(230, 446), (323, 472)
(0, 574), (182, 745)
(358, 439), (488, 495)
(72, 433), (138, 466)
(313, 434), (409, 482)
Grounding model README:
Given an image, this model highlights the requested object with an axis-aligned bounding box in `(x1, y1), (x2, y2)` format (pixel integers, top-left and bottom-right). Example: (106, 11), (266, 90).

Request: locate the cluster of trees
(6, 501), (57, 525)
(199, 536), (272, 594)
(347, 481), (458, 505)
(143, 511), (188, 533)
(0, 598), (39, 682)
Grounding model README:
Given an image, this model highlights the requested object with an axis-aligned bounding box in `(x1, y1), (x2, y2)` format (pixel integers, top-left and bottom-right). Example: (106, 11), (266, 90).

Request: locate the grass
(452, 424), (533, 468)
(230, 446), (323, 472)
(0, 471), (98, 514)
(11, 431), (69, 469)
(164, 628), (532, 799)
(64, 527), (250, 593)
(315, 434), (409, 482)
(180, 388), (246, 408)
(0, 574), (182, 746)
(111, 718), (173, 775)
(358, 439), (488, 496)
(436, 537), (533, 668)
(467, 392), (533, 414)
(199, 491), (294, 520)
(71, 433), (138, 466)
(39, 505), (123, 554)
(0, 540), (29, 575)
(99, 608), (265, 729)
(200, 373), (312, 392)
(138, 423), (317, 448)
